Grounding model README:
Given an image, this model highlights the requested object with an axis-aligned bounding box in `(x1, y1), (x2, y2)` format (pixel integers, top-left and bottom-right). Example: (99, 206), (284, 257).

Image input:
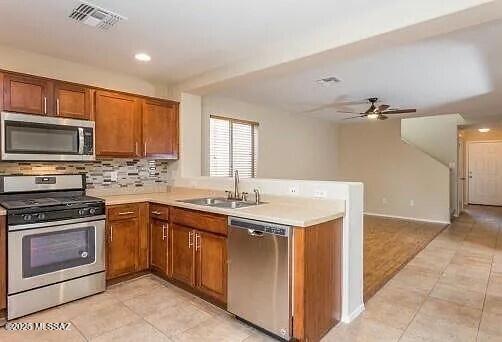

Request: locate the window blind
(209, 116), (258, 178)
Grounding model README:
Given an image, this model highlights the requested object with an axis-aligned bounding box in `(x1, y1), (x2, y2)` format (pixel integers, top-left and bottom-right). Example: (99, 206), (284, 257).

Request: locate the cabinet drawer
(171, 208), (227, 236)
(150, 204), (169, 220)
(108, 204), (139, 221)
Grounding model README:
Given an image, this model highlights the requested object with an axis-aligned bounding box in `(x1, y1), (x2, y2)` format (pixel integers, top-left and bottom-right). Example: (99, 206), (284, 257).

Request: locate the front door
(468, 141), (502, 205)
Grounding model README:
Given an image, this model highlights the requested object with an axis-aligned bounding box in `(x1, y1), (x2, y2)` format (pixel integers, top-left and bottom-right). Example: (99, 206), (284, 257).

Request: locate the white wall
(0, 44), (176, 100)
(201, 96), (339, 180)
(401, 114), (463, 216)
(338, 119), (450, 223)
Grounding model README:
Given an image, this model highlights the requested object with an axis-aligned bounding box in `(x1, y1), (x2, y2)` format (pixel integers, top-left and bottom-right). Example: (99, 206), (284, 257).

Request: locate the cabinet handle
(110, 224), (113, 243)
(144, 141), (147, 155)
(118, 211), (134, 215)
(151, 211), (161, 215)
(43, 97), (47, 114)
(162, 224), (168, 240)
(135, 142), (139, 156)
(56, 98), (60, 115)
(195, 233), (201, 251)
(188, 231), (194, 248)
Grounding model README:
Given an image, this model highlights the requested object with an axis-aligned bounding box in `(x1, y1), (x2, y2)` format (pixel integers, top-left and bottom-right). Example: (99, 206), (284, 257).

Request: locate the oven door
(8, 219), (105, 294)
(1, 111), (95, 161)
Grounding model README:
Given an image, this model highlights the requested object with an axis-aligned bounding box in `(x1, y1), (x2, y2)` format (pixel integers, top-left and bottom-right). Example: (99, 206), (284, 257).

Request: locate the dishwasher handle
(248, 229), (264, 237)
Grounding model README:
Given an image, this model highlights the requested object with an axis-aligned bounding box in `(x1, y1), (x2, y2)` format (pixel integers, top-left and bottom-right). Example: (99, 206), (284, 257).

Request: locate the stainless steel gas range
(0, 174), (106, 320)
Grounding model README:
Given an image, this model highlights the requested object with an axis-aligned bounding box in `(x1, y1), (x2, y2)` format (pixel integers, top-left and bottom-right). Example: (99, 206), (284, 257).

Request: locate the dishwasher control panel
(228, 217), (290, 237)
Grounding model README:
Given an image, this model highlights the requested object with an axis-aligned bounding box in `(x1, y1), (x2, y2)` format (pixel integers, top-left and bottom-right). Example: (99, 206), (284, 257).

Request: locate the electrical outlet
(314, 190), (327, 198)
(410, 200), (415, 207)
(110, 171), (118, 182)
(382, 198), (387, 204)
(289, 186), (298, 195)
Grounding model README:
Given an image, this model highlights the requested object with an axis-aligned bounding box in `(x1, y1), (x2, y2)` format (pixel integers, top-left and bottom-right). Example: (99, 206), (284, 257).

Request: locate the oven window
(5, 121), (79, 154)
(22, 227), (95, 278)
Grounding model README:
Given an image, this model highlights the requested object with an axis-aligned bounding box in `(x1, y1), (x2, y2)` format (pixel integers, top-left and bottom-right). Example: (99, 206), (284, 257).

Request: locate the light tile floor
(2, 205), (501, 341)
(0, 275), (275, 341)
(324, 205), (502, 341)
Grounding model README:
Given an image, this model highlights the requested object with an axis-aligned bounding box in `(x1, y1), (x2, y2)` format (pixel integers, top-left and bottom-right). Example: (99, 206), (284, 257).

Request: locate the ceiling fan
(339, 98), (416, 120)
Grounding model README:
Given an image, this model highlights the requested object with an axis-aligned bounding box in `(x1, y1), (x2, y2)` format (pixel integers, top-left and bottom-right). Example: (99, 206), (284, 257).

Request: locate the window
(209, 115), (258, 178)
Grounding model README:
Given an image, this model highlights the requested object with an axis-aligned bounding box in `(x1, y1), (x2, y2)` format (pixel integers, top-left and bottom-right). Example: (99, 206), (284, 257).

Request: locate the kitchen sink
(178, 197), (264, 209)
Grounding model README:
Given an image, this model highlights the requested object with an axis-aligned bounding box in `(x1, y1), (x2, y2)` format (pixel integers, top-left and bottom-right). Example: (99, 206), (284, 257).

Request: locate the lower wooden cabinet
(0, 215), (6, 311)
(170, 224), (195, 286)
(150, 218), (169, 276)
(196, 230), (227, 303)
(106, 203), (148, 280)
(170, 222), (228, 304)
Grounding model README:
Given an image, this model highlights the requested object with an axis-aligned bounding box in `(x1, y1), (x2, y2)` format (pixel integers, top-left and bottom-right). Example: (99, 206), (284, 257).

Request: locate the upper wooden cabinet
(3, 73), (52, 115)
(142, 99), (179, 159)
(54, 82), (91, 120)
(95, 90), (141, 157)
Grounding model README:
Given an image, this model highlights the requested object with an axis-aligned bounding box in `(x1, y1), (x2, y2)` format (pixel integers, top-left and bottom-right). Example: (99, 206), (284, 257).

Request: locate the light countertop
(90, 187), (345, 227)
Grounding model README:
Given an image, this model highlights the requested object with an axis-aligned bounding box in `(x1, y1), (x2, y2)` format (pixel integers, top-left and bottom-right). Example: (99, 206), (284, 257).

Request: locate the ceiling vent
(69, 1), (127, 30)
(316, 76), (342, 86)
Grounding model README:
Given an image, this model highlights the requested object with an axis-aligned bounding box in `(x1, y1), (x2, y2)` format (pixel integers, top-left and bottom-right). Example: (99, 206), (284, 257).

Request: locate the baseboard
(364, 212), (450, 225)
(342, 303), (365, 323)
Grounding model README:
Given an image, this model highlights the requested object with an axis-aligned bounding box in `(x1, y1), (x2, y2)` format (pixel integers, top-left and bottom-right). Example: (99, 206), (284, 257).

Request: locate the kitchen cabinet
(170, 208), (228, 304)
(2, 73), (52, 115)
(106, 203), (149, 280)
(54, 82), (91, 120)
(142, 99), (179, 159)
(95, 90), (141, 157)
(195, 230), (227, 303)
(170, 223), (195, 287)
(150, 218), (169, 275)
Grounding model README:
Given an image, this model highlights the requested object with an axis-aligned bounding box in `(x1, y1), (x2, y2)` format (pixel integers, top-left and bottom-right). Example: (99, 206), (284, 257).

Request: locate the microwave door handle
(78, 127), (84, 154)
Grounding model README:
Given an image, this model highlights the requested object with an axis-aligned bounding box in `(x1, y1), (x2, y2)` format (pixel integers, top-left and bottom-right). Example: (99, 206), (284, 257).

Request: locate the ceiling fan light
(367, 113), (379, 120)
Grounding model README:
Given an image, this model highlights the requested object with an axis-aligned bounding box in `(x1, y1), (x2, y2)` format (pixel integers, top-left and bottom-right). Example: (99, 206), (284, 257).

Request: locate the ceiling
(210, 19), (502, 122)
(0, 0), (415, 85)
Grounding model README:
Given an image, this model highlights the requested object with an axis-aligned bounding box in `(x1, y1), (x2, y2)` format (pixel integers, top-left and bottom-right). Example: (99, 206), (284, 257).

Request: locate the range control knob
(89, 208), (96, 215)
(22, 214), (32, 221)
(78, 209), (86, 216)
(37, 213), (45, 220)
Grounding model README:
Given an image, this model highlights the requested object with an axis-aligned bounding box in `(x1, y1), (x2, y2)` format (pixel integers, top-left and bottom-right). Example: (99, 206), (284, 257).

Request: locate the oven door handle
(78, 127), (84, 155)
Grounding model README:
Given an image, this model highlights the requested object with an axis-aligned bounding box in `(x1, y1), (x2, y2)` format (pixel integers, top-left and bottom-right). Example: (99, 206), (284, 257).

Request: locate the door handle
(188, 231), (194, 248)
(248, 229), (264, 237)
(195, 233), (201, 250)
(162, 224), (168, 240)
(151, 211), (161, 215)
(109, 225), (113, 243)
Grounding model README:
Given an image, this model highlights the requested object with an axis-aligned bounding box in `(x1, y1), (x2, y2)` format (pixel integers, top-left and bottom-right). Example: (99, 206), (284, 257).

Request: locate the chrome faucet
(253, 188), (261, 204)
(234, 170), (240, 200)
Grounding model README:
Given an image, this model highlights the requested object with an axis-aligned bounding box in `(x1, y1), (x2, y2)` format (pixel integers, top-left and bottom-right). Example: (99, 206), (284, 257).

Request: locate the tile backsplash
(0, 159), (170, 190)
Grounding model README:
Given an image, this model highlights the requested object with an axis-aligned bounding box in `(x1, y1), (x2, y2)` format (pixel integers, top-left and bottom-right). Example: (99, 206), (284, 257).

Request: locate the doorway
(467, 141), (502, 205)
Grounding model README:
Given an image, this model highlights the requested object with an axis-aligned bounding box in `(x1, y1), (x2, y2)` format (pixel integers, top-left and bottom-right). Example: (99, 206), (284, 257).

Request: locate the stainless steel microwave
(1, 112), (95, 161)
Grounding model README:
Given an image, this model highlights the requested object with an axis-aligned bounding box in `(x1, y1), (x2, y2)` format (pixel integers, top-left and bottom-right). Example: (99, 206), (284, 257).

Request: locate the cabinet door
(142, 99), (179, 159)
(107, 219), (139, 279)
(54, 82), (91, 120)
(195, 230), (227, 303)
(95, 90), (141, 157)
(3, 73), (52, 115)
(170, 224), (195, 286)
(150, 218), (168, 275)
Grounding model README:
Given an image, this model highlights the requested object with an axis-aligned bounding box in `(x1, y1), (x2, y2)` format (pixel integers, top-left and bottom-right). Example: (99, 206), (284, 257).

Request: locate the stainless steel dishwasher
(227, 217), (292, 340)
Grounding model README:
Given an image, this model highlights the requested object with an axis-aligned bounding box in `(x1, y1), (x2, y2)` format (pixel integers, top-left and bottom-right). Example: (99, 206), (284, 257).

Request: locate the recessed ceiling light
(478, 128), (491, 133)
(134, 53), (151, 62)
(367, 113), (379, 120)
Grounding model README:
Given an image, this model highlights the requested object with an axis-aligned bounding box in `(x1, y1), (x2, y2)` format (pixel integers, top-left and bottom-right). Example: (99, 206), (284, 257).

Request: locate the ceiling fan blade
(377, 104), (390, 112)
(382, 109), (417, 114)
(378, 114), (389, 120)
(342, 114), (367, 120)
